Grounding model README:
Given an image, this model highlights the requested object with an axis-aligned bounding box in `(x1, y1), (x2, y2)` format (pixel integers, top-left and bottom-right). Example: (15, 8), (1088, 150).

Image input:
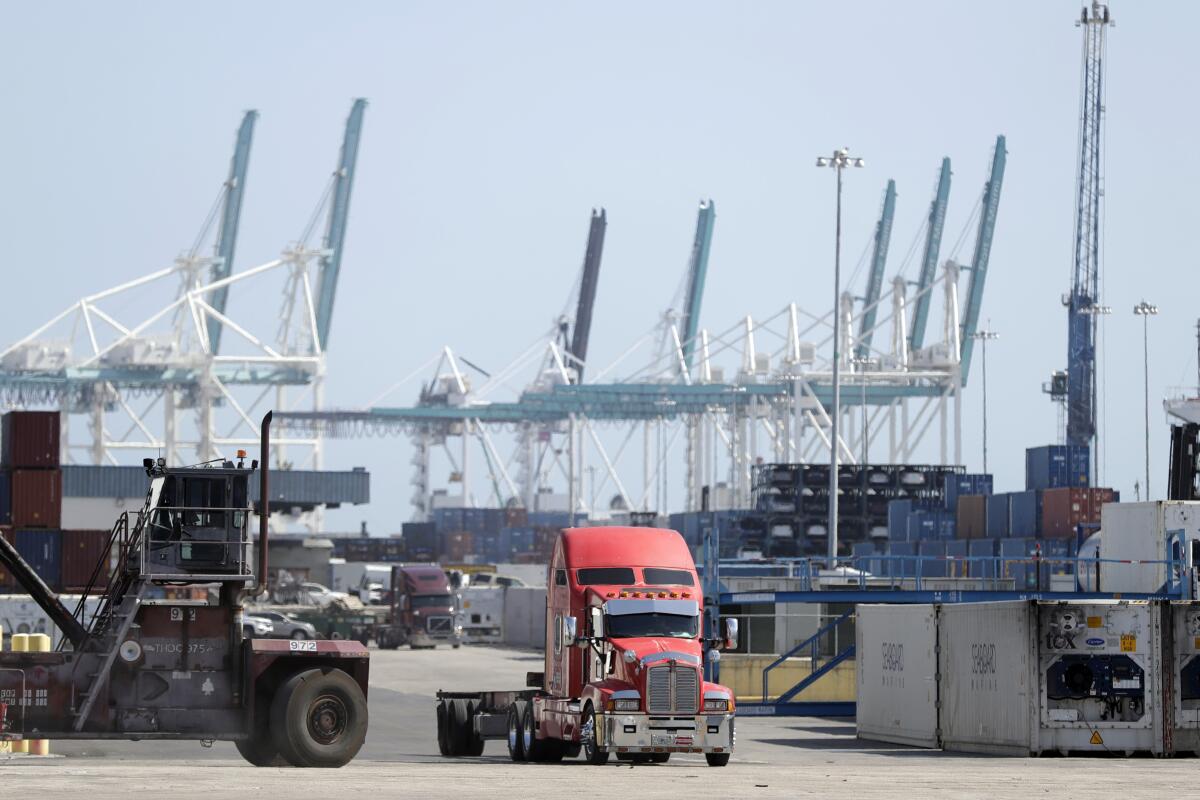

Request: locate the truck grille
(427, 616), (452, 634)
(646, 663), (699, 714)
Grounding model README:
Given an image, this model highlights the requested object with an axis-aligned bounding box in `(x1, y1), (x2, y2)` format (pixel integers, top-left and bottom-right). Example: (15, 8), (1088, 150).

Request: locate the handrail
(761, 609), (853, 703)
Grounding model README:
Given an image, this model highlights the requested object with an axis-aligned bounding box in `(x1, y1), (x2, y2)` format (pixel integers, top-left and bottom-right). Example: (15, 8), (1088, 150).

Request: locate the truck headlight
(606, 698), (640, 712)
(703, 698), (732, 712)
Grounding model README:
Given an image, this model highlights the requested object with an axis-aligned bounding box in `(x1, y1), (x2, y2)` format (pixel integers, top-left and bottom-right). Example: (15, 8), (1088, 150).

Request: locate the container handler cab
(0, 412), (369, 767)
(436, 527), (738, 766)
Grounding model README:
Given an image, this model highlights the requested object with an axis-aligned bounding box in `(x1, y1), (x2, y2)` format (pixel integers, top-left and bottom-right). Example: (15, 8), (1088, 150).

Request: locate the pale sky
(2, 2), (1196, 532)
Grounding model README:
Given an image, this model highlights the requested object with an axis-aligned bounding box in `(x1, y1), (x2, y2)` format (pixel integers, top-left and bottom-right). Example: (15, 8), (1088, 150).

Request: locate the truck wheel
(450, 699), (475, 756)
(705, 752), (730, 767)
(507, 701), (528, 761)
(580, 705), (609, 766)
(521, 702), (562, 762)
(436, 701), (451, 757)
(270, 668), (368, 768)
(235, 736), (289, 767)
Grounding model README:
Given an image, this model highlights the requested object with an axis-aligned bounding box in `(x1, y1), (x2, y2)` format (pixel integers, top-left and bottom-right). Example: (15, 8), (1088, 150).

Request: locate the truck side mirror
(723, 618), (739, 651)
(590, 606), (604, 639)
(563, 616), (578, 648)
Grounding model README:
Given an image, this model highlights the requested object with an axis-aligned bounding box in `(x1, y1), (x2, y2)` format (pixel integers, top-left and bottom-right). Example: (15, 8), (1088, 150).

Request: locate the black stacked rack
(749, 462), (964, 557)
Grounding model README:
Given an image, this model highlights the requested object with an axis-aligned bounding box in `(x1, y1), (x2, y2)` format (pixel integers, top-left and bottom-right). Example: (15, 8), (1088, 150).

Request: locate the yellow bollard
(27, 633), (51, 756)
(9, 634), (28, 754)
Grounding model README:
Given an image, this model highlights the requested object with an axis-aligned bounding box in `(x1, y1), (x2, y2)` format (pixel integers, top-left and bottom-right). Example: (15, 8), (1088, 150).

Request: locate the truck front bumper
(410, 630), (462, 647)
(598, 711), (735, 754)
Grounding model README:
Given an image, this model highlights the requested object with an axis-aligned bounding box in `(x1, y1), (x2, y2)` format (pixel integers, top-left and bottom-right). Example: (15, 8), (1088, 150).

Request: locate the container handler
(435, 527), (737, 766)
(0, 412), (369, 767)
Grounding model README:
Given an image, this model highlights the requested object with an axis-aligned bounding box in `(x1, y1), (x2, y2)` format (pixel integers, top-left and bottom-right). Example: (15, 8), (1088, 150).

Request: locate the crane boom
(909, 158), (951, 351)
(1064, 2), (1112, 451)
(568, 208), (607, 381)
(207, 110), (257, 354)
(315, 98), (367, 351)
(680, 200), (716, 372)
(856, 179), (896, 359)
(958, 135), (1007, 380)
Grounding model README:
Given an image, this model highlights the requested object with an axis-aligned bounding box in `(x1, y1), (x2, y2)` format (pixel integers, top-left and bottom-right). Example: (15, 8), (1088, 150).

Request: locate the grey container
(1167, 601), (1200, 755)
(856, 604), (939, 747)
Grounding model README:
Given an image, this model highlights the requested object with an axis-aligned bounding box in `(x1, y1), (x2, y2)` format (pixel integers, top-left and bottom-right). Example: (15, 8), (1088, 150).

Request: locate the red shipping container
(1041, 487), (1117, 538)
(0, 526), (13, 588)
(1, 411), (60, 469)
(61, 529), (111, 591)
(11, 469), (62, 528)
(956, 495), (987, 540)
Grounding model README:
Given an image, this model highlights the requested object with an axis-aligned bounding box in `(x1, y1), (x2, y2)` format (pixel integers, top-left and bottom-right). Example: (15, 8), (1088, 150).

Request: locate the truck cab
(535, 527), (736, 766)
(376, 564), (463, 649)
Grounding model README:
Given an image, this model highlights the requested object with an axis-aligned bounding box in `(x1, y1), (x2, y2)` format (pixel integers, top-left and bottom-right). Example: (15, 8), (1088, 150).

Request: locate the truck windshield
(606, 613), (699, 639)
(411, 595), (452, 608)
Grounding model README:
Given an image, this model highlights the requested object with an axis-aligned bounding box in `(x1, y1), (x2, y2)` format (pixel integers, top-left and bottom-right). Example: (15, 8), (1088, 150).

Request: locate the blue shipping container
(944, 473), (994, 511)
(1026, 445), (1090, 491)
(985, 494), (1011, 538)
(945, 540), (968, 577)
(969, 538), (999, 579)
(886, 541), (915, 578)
(919, 540), (948, 578)
(15, 529), (61, 588)
(888, 500), (913, 541)
(1008, 490), (1042, 537)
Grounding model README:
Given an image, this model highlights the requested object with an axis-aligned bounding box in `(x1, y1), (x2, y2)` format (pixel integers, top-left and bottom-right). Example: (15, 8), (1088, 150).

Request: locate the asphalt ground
(1, 645), (1196, 799)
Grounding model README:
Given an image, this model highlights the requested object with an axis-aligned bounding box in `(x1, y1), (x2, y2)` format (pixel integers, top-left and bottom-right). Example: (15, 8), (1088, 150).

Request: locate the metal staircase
(71, 582), (147, 732)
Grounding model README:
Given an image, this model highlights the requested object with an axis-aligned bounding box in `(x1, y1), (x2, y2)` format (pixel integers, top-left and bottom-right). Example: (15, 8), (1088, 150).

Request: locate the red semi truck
(375, 564), (463, 649)
(435, 527), (738, 766)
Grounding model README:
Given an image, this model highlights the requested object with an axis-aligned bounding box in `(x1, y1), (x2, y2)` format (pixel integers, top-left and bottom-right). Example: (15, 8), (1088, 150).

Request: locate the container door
(856, 604), (939, 748)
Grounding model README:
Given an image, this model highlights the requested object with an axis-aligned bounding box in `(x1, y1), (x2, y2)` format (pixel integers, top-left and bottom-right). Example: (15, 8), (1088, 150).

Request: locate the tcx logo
(881, 642), (903, 672)
(971, 643), (996, 675)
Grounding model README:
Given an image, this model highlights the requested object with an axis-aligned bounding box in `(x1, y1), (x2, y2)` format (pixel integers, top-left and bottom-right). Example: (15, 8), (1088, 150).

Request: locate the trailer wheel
(507, 701), (528, 762)
(270, 668), (368, 768)
(450, 698), (474, 756)
(580, 704), (609, 766)
(235, 736), (289, 767)
(521, 702), (562, 762)
(464, 700), (485, 757)
(705, 752), (730, 767)
(436, 701), (451, 757)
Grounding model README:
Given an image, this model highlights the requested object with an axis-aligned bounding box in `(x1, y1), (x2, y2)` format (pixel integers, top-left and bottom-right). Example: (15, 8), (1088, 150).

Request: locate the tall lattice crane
(1051, 2), (1113, 467)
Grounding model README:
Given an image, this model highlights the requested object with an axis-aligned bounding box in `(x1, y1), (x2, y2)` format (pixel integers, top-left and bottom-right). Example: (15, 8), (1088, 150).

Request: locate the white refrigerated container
(856, 604), (939, 747)
(1167, 601), (1200, 755)
(1099, 501), (1200, 593)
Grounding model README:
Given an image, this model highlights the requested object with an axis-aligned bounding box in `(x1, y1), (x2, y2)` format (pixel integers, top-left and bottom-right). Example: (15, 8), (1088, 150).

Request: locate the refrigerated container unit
(940, 600), (1163, 756)
(1026, 444), (1090, 491)
(856, 604), (939, 747)
(1100, 501), (1200, 594)
(860, 600), (1165, 756)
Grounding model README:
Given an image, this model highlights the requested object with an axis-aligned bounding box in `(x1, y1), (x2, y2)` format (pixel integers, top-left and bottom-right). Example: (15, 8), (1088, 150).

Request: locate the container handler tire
(235, 735), (290, 767)
(705, 752), (730, 767)
(521, 702), (562, 762)
(436, 701), (451, 757)
(580, 705), (609, 766)
(270, 668), (368, 768)
(507, 701), (528, 762)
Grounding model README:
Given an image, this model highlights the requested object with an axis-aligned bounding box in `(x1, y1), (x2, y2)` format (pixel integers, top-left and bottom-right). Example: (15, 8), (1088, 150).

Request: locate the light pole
(816, 147), (864, 565)
(969, 326), (999, 474)
(1134, 301), (1158, 496)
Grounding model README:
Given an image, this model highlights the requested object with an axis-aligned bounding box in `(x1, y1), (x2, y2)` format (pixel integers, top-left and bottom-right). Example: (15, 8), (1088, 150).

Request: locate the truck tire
(580, 705), (609, 766)
(521, 702), (562, 762)
(235, 736), (289, 767)
(451, 700), (472, 758)
(507, 701), (528, 762)
(705, 752), (730, 767)
(436, 701), (451, 757)
(270, 668), (368, 768)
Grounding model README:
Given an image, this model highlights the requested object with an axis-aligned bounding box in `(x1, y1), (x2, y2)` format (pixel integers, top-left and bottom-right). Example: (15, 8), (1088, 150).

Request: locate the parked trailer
(435, 527), (738, 767)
